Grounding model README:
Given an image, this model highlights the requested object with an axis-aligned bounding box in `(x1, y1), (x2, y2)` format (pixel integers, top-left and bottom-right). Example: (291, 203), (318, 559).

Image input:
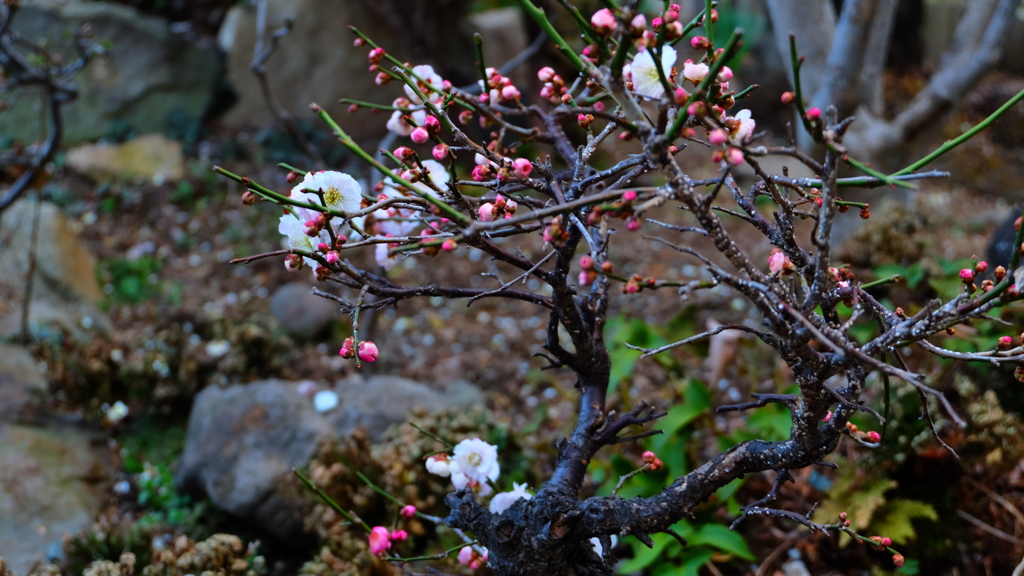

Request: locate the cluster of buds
(458, 546), (489, 570)
(339, 336), (379, 363)
(587, 191), (638, 227)
(641, 450), (664, 471)
(368, 525), (409, 556)
(478, 194), (519, 222)
(479, 67), (521, 105)
(867, 535), (893, 551)
(623, 274), (657, 295)
(538, 66), (568, 103)
(578, 256), (596, 287)
(648, 4), (686, 40)
(543, 215), (570, 246)
(410, 115), (441, 144)
(846, 421), (881, 444)
(302, 213), (330, 238)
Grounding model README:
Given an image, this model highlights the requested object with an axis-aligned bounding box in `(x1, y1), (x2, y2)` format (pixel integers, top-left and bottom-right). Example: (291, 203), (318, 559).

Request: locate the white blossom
(452, 438), (500, 484)
(489, 482), (532, 514)
(630, 46), (677, 100)
(404, 64), (445, 105)
(729, 109), (756, 144)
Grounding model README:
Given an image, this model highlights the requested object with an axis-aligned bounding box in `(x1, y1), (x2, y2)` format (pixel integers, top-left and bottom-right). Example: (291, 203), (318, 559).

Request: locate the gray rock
(175, 376), (483, 542)
(0, 423), (112, 576)
(269, 282), (338, 340)
(0, 343), (47, 422)
(0, 200), (110, 338)
(0, 0), (221, 145)
(66, 133), (186, 184)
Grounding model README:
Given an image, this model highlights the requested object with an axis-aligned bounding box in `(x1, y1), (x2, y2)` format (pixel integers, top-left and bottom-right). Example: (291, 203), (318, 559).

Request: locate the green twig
(214, 166), (347, 219)
(409, 422), (454, 447)
(861, 275), (900, 289)
(843, 155), (915, 189)
(278, 162), (307, 175)
(893, 86), (1024, 176)
(665, 28), (743, 142)
(787, 35), (813, 136)
(515, 0), (589, 73)
(388, 541), (479, 564)
(293, 468), (371, 533)
(474, 33), (489, 88)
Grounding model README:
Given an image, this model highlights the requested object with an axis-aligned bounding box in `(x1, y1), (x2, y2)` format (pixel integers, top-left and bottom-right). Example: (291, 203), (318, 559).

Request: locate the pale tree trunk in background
(766, 0), (1019, 243)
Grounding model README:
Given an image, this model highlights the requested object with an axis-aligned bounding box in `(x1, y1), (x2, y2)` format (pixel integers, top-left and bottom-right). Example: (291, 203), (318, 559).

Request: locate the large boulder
(0, 343), (47, 422)
(215, 0), (397, 141)
(269, 282), (339, 340)
(0, 424), (112, 576)
(175, 376), (483, 542)
(0, 200), (110, 338)
(0, 0), (222, 145)
(66, 134), (186, 184)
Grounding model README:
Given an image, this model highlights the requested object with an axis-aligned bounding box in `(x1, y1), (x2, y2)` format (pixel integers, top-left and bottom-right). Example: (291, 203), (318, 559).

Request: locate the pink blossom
(501, 85), (521, 101)
(708, 129), (728, 145)
(622, 190), (637, 202)
(768, 247), (794, 275)
(390, 530), (408, 542)
(578, 270), (593, 286)
(682, 60), (709, 84)
(325, 251), (339, 264)
(400, 505), (417, 518)
(441, 238), (458, 251)
(410, 127), (430, 144)
(579, 256), (594, 269)
(513, 158), (533, 179)
(471, 165), (492, 182)
(864, 431), (881, 443)
(357, 341), (379, 362)
(717, 66), (734, 82)
(478, 202), (496, 221)
(591, 8), (616, 36)
(959, 268), (975, 283)
(369, 526), (391, 555)
(805, 107), (821, 120)
(537, 66), (556, 82)
(458, 546), (475, 566)
(432, 143), (449, 161)
(394, 146), (415, 161)
(690, 36), (709, 50)
(729, 109), (756, 144)
(423, 115), (441, 134)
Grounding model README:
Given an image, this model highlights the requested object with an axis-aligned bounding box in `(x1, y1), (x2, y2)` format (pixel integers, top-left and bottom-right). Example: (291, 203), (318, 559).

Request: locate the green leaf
(689, 523), (755, 560)
(869, 499), (937, 543)
(617, 532), (681, 573)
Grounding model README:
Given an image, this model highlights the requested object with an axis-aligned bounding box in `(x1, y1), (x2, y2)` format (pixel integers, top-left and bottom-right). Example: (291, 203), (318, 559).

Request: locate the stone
(175, 376), (483, 542)
(269, 282), (339, 340)
(215, 0), (397, 141)
(0, 423), (112, 576)
(66, 134), (185, 184)
(0, 0), (222, 145)
(0, 200), (110, 338)
(0, 343), (47, 422)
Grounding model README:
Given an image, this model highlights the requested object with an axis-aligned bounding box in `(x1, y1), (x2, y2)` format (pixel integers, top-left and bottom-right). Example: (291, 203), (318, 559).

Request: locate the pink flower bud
(717, 66), (734, 82)
(578, 270), (593, 286)
(674, 87), (689, 105)
(591, 8), (616, 36)
(394, 146), (415, 161)
(458, 110), (474, 125)
(642, 450), (657, 463)
(432, 143), (449, 161)
(690, 36), (709, 50)
(726, 147), (744, 165)
(471, 165), (492, 182)
(303, 220), (319, 237)
(630, 14), (647, 34)
(959, 268), (975, 283)
(975, 260), (988, 274)
(400, 505), (417, 518)
(325, 251), (339, 264)
(316, 242), (330, 253)
(998, 335), (1013, 349)
(441, 238), (458, 251)
(513, 158), (533, 179)
(578, 113), (594, 129)
(501, 85), (521, 102)
(424, 115), (441, 135)
(651, 17), (663, 30)
(781, 91), (795, 104)
(390, 529), (408, 542)
(626, 218), (639, 231)
(687, 101), (706, 117)
(769, 247), (795, 275)
(368, 526), (391, 555)
(410, 127), (430, 144)
(865, 431), (881, 443)
(580, 256), (594, 270)
(458, 547), (474, 566)
(881, 537), (892, 547)
(339, 336), (356, 359)
(664, 8), (679, 23)
(537, 67), (556, 82)
(708, 128), (728, 145)
(374, 72), (390, 86)
(284, 254), (303, 272)
(805, 107), (821, 120)
(357, 341), (379, 363)
(621, 190), (637, 202)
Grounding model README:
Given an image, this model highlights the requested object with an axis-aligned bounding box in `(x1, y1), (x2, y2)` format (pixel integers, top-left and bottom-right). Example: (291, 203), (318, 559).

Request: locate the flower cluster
(425, 438), (500, 494)
(367, 525), (409, 556)
(458, 546), (489, 570)
(278, 170), (362, 277)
